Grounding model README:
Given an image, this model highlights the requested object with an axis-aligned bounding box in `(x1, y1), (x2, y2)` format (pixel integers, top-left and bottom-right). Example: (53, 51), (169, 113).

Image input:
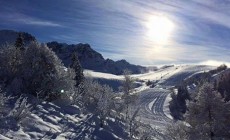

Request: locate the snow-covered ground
(84, 65), (214, 82)
(80, 65), (212, 133)
(3, 102), (127, 140)
(84, 70), (122, 80)
(1, 65), (215, 139)
(163, 93), (173, 120)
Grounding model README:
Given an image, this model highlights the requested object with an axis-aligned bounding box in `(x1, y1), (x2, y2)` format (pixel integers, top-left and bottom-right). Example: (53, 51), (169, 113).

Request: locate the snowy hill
(84, 65), (215, 92)
(85, 65), (214, 84)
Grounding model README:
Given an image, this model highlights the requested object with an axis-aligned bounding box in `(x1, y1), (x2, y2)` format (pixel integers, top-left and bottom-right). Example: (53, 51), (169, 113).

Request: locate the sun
(145, 15), (174, 44)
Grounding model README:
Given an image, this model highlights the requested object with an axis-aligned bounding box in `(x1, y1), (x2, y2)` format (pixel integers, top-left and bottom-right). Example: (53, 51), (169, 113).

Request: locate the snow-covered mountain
(0, 30), (148, 75)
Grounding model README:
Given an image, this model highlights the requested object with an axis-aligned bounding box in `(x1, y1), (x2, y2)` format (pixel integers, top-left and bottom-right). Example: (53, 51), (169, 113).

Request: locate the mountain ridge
(0, 29), (148, 75)
(46, 41), (148, 75)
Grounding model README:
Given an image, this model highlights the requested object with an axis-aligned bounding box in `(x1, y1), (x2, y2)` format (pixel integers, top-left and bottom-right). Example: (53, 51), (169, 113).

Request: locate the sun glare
(146, 15), (174, 44)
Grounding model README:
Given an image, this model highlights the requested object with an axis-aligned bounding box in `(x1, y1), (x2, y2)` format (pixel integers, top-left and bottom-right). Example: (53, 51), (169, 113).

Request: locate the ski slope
(84, 65), (215, 131)
(84, 65), (214, 83)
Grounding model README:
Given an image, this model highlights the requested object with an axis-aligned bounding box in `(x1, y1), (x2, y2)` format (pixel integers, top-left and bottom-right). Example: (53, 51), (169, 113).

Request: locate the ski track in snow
(148, 98), (157, 111)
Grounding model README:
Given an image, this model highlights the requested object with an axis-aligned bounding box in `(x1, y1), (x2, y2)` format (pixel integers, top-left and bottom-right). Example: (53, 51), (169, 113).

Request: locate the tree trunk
(208, 108), (214, 140)
(126, 104), (129, 121)
(100, 118), (104, 128)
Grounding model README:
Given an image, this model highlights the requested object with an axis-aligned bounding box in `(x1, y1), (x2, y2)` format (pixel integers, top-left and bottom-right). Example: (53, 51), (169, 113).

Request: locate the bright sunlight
(146, 15), (175, 44)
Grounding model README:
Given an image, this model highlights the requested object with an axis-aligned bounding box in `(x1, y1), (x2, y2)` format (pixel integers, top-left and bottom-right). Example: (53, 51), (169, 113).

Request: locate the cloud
(19, 19), (62, 27)
(1, 0), (230, 66)
(199, 60), (230, 67)
(0, 12), (63, 27)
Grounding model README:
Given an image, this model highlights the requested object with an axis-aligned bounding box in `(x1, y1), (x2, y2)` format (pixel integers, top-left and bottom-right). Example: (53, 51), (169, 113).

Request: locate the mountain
(0, 30), (36, 46)
(46, 41), (148, 75)
(0, 30), (148, 75)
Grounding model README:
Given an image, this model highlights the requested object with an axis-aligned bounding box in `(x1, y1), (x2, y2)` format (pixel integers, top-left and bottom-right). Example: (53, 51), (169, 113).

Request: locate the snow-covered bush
(165, 121), (189, 140)
(120, 70), (139, 121)
(9, 96), (32, 123)
(21, 43), (76, 100)
(0, 42), (76, 101)
(0, 44), (23, 85)
(126, 106), (141, 138)
(78, 78), (116, 126)
(70, 82), (85, 105)
(97, 84), (115, 127)
(81, 78), (102, 107)
(0, 88), (8, 117)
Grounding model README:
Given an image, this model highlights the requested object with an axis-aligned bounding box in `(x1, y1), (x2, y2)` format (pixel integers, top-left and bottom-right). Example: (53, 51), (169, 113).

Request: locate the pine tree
(70, 52), (84, 87)
(11, 33), (25, 76)
(186, 83), (230, 139)
(14, 33), (25, 51)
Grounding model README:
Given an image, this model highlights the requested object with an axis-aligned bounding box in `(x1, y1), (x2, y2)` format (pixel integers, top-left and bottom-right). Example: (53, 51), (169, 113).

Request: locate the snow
(0, 134), (12, 140)
(84, 65), (214, 83)
(163, 93), (173, 120)
(148, 99), (157, 111)
(84, 70), (122, 80)
(1, 65), (216, 139)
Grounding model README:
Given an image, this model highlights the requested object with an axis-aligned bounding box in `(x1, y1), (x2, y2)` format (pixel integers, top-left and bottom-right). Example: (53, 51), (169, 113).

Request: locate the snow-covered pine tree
(186, 82), (230, 139)
(70, 52), (84, 87)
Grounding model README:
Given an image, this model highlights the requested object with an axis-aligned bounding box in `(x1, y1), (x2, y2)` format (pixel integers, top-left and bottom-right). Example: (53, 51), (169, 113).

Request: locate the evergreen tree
(70, 52), (84, 87)
(169, 86), (190, 120)
(14, 33), (25, 51)
(186, 83), (230, 139)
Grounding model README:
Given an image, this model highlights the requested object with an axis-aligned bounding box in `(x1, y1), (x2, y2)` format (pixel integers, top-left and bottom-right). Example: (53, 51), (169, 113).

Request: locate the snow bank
(148, 99), (157, 111)
(163, 93), (173, 119)
(0, 134), (12, 140)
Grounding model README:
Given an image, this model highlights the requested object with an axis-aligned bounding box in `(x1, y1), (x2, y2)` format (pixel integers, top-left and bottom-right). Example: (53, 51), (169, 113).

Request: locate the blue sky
(1, 0), (230, 66)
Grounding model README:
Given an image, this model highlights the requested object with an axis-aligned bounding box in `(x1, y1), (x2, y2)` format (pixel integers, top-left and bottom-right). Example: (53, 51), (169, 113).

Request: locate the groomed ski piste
(85, 65), (214, 130)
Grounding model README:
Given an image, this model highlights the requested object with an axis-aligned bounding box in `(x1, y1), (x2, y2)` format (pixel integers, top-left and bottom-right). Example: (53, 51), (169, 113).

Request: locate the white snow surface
(148, 99), (157, 111)
(163, 93), (173, 119)
(84, 65), (214, 82)
(1, 65), (216, 139)
(84, 70), (122, 80)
